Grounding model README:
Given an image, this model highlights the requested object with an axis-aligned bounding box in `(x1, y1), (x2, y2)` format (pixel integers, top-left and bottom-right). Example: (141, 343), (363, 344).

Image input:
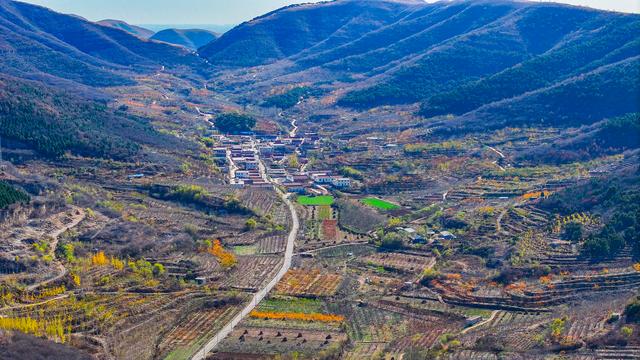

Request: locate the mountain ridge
(97, 19), (155, 39)
(151, 28), (218, 50)
(200, 0), (639, 131)
(0, 0), (205, 88)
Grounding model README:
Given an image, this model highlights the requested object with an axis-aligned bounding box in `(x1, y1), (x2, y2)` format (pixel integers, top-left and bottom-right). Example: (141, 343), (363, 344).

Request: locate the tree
(61, 244), (75, 262)
(245, 218), (258, 230)
(550, 317), (566, 339)
(153, 263), (166, 276)
(380, 232), (404, 250)
(287, 153), (299, 168)
(91, 251), (108, 266)
(0, 182), (30, 209)
(625, 297), (640, 323)
(563, 222), (583, 242)
(214, 112), (256, 134)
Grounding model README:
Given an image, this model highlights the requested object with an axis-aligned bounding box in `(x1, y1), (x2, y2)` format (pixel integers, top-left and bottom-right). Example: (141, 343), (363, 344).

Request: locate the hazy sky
(19, 0), (640, 25)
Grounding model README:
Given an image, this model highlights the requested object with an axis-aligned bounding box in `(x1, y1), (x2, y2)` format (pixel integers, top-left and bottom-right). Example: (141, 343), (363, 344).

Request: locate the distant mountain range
(151, 28), (219, 50)
(201, 0), (639, 129)
(97, 19), (155, 39)
(0, 0), (204, 88)
(96, 20), (222, 50)
(0, 0), (637, 159)
(140, 23), (235, 34)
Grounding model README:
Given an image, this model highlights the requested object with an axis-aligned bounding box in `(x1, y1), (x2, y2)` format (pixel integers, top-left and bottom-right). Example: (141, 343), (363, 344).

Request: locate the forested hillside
(201, 0), (639, 130)
(541, 165), (640, 259)
(0, 76), (181, 159)
(0, 182), (29, 209)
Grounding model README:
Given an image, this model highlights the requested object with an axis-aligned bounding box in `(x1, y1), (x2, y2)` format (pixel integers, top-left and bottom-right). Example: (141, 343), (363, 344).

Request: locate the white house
(314, 175), (334, 184)
(331, 177), (351, 188)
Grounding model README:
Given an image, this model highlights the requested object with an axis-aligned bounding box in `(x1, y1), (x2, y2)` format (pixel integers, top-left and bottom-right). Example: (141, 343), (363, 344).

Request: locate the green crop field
(361, 197), (400, 210)
(297, 195), (335, 206)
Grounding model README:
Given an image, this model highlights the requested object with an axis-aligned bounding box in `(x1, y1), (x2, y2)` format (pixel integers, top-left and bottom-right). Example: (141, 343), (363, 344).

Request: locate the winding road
(191, 174), (299, 359)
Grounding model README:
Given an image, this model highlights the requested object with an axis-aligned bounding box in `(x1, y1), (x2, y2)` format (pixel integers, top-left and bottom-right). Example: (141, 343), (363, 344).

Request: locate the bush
(419, 268), (440, 286)
(562, 222), (583, 242)
(625, 297), (640, 323)
(583, 226), (625, 259)
(380, 232), (404, 250)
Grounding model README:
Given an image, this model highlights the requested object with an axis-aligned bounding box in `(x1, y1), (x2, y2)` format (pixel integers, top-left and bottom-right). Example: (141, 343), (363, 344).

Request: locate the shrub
(245, 218), (258, 230)
(380, 232), (404, 250)
(562, 222), (583, 242)
(263, 86), (322, 109)
(625, 297), (640, 323)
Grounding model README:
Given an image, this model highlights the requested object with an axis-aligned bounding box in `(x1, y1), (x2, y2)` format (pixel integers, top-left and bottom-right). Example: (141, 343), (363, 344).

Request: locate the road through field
(191, 183), (299, 359)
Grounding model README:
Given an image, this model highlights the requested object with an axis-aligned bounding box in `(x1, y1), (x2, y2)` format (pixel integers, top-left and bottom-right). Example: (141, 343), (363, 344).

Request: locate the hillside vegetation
(0, 76), (181, 159)
(201, 0), (639, 130)
(0, 182), (29, 209)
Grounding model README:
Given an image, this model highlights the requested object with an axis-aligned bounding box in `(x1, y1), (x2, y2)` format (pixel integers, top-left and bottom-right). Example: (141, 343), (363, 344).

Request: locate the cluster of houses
(398, 226), (457, 245)
(209, 132), (353, 193)
(213, 142), (269, 187)
(271, 170), (352, 194)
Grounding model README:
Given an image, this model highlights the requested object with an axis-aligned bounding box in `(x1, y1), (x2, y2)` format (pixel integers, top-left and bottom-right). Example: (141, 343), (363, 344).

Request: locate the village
(210, 132), (352, 194)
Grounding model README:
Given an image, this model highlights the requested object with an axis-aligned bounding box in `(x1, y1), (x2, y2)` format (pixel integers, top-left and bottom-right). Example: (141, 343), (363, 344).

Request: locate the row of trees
(249, 310), (344, 322)
(201, 239), (237, 269)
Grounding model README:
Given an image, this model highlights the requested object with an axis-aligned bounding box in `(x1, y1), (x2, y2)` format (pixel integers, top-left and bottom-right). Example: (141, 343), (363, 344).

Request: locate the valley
(0, 0), (639, 359)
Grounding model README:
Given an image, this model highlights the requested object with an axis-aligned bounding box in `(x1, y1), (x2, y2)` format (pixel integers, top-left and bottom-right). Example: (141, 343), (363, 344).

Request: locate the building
(287, 173), (310, 184)
(243, 160), (259, 170)
(283, 183), (306, 193)
(268, 168), (287, 177)
(236, 171), (250, 179)
(213, 148), (227, 158)
(439, 231), (457, 240)
(331, 177), (351, 188)
(259, 146), (273, 157)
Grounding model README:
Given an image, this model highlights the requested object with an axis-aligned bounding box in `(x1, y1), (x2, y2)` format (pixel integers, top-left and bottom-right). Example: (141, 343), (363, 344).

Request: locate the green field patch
(297, 195), (334, 206)
(232, 245), (257, 256)
(361, 197), (400, 210)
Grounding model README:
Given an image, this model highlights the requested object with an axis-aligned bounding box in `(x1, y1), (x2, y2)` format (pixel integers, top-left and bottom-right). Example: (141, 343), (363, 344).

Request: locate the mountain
(0, 74), (188, 160)
(199, 0), (421, 67)
(0, 0), (200, 160)
(97, 19), (155, 39)
(150, 28), (218, 50)
(141, 24), (234, 34)
(0, 0), (204, 88)
(201, 0), (639, 130)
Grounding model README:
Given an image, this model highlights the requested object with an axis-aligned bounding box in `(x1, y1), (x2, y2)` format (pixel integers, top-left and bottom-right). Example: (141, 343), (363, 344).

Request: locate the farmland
(297, 195), (335, 206)
(0, 1), (638, 359)
(2, 60), (638, 360)
(361, 197), (400, 211)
